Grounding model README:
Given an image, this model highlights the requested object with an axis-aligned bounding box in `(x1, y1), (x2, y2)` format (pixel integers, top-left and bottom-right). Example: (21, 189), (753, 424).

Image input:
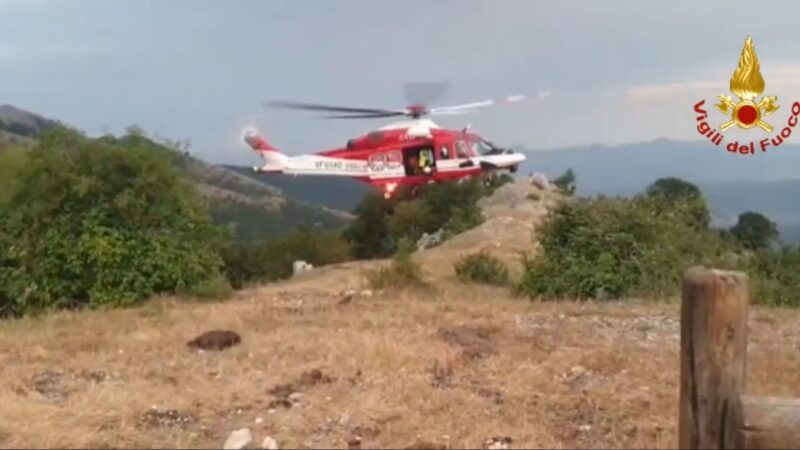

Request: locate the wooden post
(679, 267), (749, 449)
(735, 396), (800, 449)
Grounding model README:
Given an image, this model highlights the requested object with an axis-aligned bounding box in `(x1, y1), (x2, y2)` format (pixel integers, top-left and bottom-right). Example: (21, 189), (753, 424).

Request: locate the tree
(342, 191), (395, 259)
(222, 229), (351, 288)
(516, 195), (730, 301)
(344, 179), (490, 259)
(385, 199), (433, 245)
(552, 168), (576, 195)
(644, 177), (710, 229)
(0, 145), (29, 206)
(645, 177), (702, 202)
(730, 211), (778, 250)
(0, 126), (229, 314)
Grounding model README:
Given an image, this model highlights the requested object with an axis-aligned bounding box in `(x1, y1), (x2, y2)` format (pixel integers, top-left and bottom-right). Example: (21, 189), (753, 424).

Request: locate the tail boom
(244, 131), (288, 173)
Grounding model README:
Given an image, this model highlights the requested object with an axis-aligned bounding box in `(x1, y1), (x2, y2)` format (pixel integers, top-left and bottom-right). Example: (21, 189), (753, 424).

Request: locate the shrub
(517, 194), (731, 301)
(454, 251), (510, 286)
(0, 127), (229, 315)
(644, 177), (711, 230)
(366, 238), (424, 290)
(223, 229), (351, 288)
(385, 199), (433, 245)
(0, 146), (28, 206)
(180, 274), (234, 301)
(344, 178), (490, 257)
(747, 246), (800, 307)
(342, 192), (395, 259)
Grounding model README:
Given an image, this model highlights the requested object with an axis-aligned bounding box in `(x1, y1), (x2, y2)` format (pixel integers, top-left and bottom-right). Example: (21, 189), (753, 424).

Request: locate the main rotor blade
(426, 109), (475, 115)
(428, 92), (548, 115)
(264, 100), (402, 115)
(319, 112), (407, 119)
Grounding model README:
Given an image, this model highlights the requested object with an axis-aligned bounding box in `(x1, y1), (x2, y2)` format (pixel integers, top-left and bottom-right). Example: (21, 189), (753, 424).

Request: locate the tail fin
(244, 130), (288, 173)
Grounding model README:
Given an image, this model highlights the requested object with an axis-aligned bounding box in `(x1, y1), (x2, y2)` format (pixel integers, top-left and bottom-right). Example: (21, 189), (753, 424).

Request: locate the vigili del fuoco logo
(694, 36), (800, 154)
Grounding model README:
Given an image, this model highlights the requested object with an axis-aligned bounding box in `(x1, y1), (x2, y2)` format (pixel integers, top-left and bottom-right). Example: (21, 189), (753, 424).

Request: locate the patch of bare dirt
(187, 330), (241, 351)
(437, 325), (498, 361)
(26, 368), (117, 405)
(267, 368), (335, 410)
(137, 408), (195, 431)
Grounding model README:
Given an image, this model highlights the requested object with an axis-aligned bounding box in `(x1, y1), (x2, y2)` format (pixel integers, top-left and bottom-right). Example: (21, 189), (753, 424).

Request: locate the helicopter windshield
(472, 138), (501, 155)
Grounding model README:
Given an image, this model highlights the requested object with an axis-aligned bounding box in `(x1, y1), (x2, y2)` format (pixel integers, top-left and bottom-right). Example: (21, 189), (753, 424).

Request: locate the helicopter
(243, 89), (547, 199)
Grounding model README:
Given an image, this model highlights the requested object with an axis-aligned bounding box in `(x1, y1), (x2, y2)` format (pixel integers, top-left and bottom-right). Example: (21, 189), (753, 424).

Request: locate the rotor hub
(407, 104), (428, 118)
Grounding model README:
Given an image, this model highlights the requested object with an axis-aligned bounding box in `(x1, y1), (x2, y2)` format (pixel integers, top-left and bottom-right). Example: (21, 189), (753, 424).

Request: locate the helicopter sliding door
(402, 145), (436, 176)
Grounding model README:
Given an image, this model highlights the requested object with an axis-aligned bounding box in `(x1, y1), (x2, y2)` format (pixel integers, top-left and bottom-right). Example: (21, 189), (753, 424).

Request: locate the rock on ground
(224, 428), (253, 450)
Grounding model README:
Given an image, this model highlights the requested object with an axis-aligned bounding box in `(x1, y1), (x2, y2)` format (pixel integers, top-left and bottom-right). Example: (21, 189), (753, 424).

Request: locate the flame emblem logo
(715, 36), (779, 132)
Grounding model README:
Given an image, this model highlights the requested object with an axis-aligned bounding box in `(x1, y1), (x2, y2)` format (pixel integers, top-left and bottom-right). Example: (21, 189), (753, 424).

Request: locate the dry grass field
(1, 179), (799, 449)
(2, 279), (800, 449)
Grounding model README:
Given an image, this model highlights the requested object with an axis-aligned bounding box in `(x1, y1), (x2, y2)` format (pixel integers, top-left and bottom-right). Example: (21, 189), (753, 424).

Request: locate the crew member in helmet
(418, 149), (433, 174)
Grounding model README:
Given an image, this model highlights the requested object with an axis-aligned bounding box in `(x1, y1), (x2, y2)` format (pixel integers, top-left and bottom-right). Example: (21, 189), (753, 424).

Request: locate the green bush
(517, 193), (730, 301)
(223, 229), (351, 288)
(0, 146), (28, 206)
(180, 274), (234, 301)
(644, 177), (711, 230)
(0, 127), (229, 315)
(366, 238), (424, 290)
(747, 246), (800, 307)
(385, 199), (433, 245)
(344, 178), (489, 258)
(454, 251), (510, 286)
(342, 191), (396, 259)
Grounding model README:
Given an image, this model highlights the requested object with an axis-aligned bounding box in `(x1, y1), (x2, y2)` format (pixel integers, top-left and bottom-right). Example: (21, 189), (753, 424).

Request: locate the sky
(3, 0), (800, 165)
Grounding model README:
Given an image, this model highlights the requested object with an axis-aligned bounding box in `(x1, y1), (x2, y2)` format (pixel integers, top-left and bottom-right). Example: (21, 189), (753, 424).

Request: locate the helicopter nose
(507, 150), (525, 163)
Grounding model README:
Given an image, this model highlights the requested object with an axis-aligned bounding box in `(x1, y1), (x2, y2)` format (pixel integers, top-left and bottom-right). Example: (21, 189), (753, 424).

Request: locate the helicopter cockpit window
(455, 141), (470, 158)
(472, 139), (494, 155)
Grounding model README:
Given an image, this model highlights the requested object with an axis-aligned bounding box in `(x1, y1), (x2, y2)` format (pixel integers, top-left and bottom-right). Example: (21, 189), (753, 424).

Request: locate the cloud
(625, 61), (800, 104)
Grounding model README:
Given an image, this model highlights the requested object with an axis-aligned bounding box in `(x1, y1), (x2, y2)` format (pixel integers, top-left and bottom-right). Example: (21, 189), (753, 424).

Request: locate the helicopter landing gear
(509, 164), (518, 174)
(483, 174), (496, 188)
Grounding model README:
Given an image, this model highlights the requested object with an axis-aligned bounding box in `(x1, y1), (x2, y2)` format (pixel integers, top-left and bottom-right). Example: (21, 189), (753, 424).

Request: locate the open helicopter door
(402, 144), (437, 176)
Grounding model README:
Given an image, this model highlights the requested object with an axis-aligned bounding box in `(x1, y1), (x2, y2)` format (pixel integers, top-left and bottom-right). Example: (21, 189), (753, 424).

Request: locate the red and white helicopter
(243, 89), (547, 198)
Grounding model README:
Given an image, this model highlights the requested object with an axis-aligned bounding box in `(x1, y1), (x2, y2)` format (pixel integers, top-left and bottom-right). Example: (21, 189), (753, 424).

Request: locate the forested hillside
(0, 105), (352, 244)
(224, 166), (370, 213)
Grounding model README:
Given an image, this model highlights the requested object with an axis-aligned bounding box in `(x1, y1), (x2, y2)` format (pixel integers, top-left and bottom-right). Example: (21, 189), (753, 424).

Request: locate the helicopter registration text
(314, 160), (368, 171)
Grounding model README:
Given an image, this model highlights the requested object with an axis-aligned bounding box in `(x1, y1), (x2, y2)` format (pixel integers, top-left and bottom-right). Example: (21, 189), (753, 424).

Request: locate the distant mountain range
(0, 104), (58, 139)
(516, 138), (800, 242)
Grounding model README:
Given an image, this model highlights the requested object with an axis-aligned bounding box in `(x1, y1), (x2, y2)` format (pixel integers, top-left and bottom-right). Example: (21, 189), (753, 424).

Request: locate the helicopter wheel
(509, 165), (518, 174)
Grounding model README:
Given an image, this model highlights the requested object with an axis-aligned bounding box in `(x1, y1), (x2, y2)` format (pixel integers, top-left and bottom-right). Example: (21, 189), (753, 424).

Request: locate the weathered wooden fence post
(679, 267), (800, 449)
(679, 267), (749, 449)
(736, 396), (800, 448)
